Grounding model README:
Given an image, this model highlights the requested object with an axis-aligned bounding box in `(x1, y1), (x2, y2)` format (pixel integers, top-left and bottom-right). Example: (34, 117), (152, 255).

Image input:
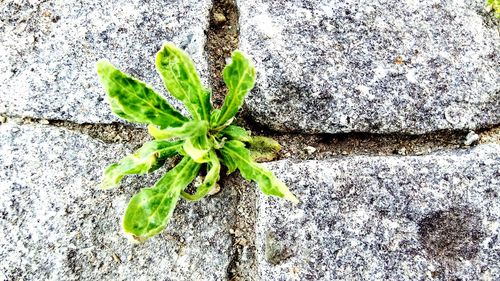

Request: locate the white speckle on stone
(253, 14), (280, 39)
(373, 65), (388, 81)
(320, 4), (334, 17)
(382, 218), (400, 229)
(406, 69), (418, 83)
(356, 85), (370, 95)
(483, 158), (495, 165)
(445, 105), (462, 125)
(404, 0), (421, 9)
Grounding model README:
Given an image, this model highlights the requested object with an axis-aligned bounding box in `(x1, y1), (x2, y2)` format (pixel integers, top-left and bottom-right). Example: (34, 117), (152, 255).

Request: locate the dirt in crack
(1, 115), (149, 144)
(236, 116), (500, 160)
(224, 175), (257, 281)
(205, 0), (239, 108)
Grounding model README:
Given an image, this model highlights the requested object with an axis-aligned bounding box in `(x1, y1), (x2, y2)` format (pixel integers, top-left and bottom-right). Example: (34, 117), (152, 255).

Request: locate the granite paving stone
(0, 0), (211, 123)
(239, 0), (500, 134)
(257, 144), (500, 280)
(0, 123), (236, 281)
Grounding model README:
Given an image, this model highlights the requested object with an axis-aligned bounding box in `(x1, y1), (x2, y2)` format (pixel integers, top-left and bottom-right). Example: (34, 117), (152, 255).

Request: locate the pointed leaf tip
(122, 157), (201, 241)
(156, 42), (211, 121)
(95, 59), (188, 128)
(220, 140), (299, 203)
(282, 189), (300, 204)
(215, 51), (256, 127)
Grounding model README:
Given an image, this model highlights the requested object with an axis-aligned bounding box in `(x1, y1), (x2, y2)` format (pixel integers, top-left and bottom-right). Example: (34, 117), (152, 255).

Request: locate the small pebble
(464, 131), (479, 146)
(0, 116), (6, 123)
(213, 12), (226, 25)
(208, 183), (220, 196)
(237, 238), (248, 246)
(304, 146), (316, 154)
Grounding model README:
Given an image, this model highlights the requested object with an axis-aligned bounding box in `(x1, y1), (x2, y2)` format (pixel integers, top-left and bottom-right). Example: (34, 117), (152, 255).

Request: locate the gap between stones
(0, 115), (149, 144)
(2, 114), (498, 157)
(205, 0), (239, 108)
(202, 0), (252, 278)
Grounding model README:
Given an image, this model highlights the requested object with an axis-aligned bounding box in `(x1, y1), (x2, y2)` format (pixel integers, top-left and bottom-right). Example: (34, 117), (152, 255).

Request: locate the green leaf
(209, 109), (221, 128)
(488, 0), (500, 18)
(220, 125), (251, 142)
(214, 51), (256, 127)
(220, 140), (299, 203)
(123, 156), (201, 242)
(148, 120), (208, 140)
(182, 135), (211, 163)
(96, 60), (188, 128)
(181, 150), (221, 201)
(248, 136), (281, 162)
(219, 150), (238, 174)
(100, 140), (183, 190)
(156, 43), (212, 121)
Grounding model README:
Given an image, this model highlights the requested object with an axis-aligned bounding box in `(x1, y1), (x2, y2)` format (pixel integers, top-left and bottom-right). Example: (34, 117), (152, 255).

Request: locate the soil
(205, 0), (239, 108)
(235, 115), (500, 161)
(1, 115), (150, 144)
(224, 175), (257, 281)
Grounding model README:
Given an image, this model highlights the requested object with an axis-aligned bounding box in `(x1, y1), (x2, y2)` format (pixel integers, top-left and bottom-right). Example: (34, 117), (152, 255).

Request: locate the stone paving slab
(239, 0), (500, 134)
(0, 0), (210, 123)
(257, 145), (500, 280)
(0, 124), (236, 281)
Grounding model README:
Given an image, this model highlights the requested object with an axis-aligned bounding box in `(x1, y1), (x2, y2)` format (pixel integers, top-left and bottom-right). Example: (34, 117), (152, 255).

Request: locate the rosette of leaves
(96, 43), (298, 242)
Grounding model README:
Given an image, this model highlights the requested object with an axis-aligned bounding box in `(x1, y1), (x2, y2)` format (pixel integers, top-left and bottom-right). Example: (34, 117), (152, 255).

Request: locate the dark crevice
(236, 114), (500, 160)
(203, 0), (253, 279)
(1, 113), (498, 157)
(224, 175), (257, 281)
(205, 0), (239, 108)
(0, 115), (149, 144)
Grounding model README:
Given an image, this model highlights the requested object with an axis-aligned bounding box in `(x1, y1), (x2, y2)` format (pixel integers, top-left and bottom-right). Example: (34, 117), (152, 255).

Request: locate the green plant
(96, 43), (298, 242)
(487, 0), (500, 18)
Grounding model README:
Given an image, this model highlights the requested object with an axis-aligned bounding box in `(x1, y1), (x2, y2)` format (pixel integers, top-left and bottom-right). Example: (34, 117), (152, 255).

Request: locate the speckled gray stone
(257, 145), (500, 280)
(239, 0), (500, 134)
(0, 0), (210, 123)
(0, 124), (236, 280)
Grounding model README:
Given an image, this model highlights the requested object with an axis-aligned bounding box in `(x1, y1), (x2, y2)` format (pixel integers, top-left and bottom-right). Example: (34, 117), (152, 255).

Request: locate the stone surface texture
(239, 0), (500, 134)
(0, 0), (211, 123)
(257, 145), (500, 280)
(0, 124), (236, 281)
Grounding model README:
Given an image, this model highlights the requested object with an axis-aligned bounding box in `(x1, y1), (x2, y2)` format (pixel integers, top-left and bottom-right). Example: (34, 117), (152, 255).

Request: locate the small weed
(96, 43), (298, 242)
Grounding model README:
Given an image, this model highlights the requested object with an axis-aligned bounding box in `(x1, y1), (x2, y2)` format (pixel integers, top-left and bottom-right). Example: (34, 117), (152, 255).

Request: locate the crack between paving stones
(203, 0), (256, 279)
(205, 0), (239, 108)
(0, 114), (150, 144)
(1, 113), (498, 158)
(238, 116), (500, 160)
